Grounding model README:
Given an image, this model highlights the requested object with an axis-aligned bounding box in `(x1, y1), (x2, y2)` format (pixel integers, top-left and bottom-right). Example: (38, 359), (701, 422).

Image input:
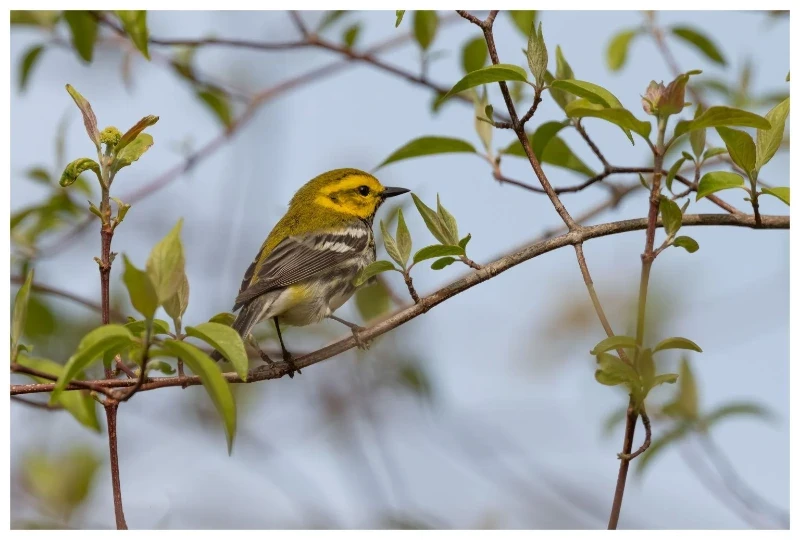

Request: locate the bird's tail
(210, 293), (276, 362)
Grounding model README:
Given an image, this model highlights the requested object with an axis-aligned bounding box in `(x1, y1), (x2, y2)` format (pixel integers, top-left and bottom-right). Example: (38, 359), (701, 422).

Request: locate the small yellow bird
(215, 168), (409, 376)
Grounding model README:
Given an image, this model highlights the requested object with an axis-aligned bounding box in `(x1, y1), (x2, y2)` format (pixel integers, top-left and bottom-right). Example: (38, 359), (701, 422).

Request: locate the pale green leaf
(196, 89), (232, 128)
(659, 196), (682, 236)
(549, 79), (624, 109)
(590, 335), (638, 355)
(395, 10), (405, 28)
(146, 219), (186, 303)
(653, 337), (703, 354)
(12, 270), (34, 352)
(606, 29), (638, 72)
(60, 158), (100, 187)
(122, 255), (158, 320)
(163, 271), (190, 322)
(115, 115), (159, 155)
(761, 186), (789, 206)
(696, 171), (744, 201)
(436, 195), (459, 245)
(354, 260), (397, 287)
(113, 133), (154, 172)
(461, 37), (488, 74)
(431, 257), (456, 270)
(380, 220), (404, 269)
(411, 193), (449, 244)
(755, 97), (789, 171)
(395, 208), (412, 267)
(115, 10), (150, 59)
(63, 11), (97, 63)
(440, 64), (528, 102)
(158, 340), (237, 452)
(674, 106), (771, 138)
(671, 26), (726, 66)
(716, 127), (756, 177)
(378, 136), (476, 168)
(413, 10), (438, 51)
(186, 322), (249, 381)
(209, 312), (235, 327)
(565, 106), (651, 144)
(19, 44), (45, 91)
(665, 157), (686, 192)
(526, 21), (548, 86)
(412, 244), (464, 264)
(508, 11), (537, 36)
(50, 325), (136, 403)
(673, 236), (700, 253)
(594, 352), (639, 387)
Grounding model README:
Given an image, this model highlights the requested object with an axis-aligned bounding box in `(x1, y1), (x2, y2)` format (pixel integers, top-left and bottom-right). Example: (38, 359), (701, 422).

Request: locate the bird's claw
(351, 326), (370, 350)
(282, 351), (301, 378)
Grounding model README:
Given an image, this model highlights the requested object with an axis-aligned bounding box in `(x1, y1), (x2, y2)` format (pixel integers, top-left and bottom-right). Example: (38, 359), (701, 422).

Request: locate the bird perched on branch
(212, 168), (409, 377)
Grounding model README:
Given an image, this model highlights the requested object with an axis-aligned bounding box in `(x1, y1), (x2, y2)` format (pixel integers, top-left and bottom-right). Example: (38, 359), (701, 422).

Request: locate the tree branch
(11, 212), (789, 397)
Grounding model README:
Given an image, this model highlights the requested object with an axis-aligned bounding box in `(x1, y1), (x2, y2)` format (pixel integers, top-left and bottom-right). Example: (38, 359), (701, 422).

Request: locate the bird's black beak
(381, 186), (410, 199)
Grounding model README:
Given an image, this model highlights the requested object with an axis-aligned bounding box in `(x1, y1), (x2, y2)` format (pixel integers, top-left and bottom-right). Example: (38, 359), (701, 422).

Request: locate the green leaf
(197, 89), (232, 128)
(503, 121), (595, 177)
(395, 209), (412, 268)
(115, 10), (150, 60)
(19, 44), (45, 91)
(755, 97), (789, 172)
(411, 193), (449, 244)
(60, 158), (100, 188)
(209, 312), (236, 327)
(162, 271), (189, 322)
(696, 171), (744, 201)
(378, 136), (476, 169)
(146, 219), (186, 304)
(186, 322), (249, 381)
(395, 10), (405, 28)
(673, 236), (700, 253)
(594, 352), (639, 387)
(112, 133), (154, 172)
(17, 354), (101, 431)
(436, 195), (459, 245)
(546, 46), (576, 110)
(671, 26), (726, 66)
(355, 282), (391, 321)
(354, 260), (397, 287)
(122, 255), (158, 320)
(50, 325), (136, 403)
(12, 270), (34, 354)
(702, 147), (728, 161)
(549, 79), (624, 109)
(508, 11), (537, 36)
(430, 257), (456, 270)
(461, 37), (488, 74)
(317, 10), (347, 32)
(652, 373), (679, 387)
(342, 23), (360, 48)
(458, 234), (472, 250)
(65, 84), (100, 147)
(412, 245), (465, 265)
(653, 336), (702, 354)
(659, 196), (682, 236)
(413, 10), (438, 51)
(702, 402), (773, 430)
(380, 220), (404, 269)
(761, 186), (789, 206)
(606, 29), (638, 72)
(590, 335), (637, 356)
(566, 106), (651, 144)
(716, 127), (756, 177)
(675, 357), (699, 419)
(440, 64), (528, 102)
(63, 11), (97, 63)
(473, 88), (493, 152)
(526, 21), (548, 86)
(115, 115), (159, 155)
(674, 106), (771, 138)
(635, 421), (691, 475)
(689, 106), (706, 158)
(665, 157), (686, 192)
(124, 318), (170, 336)
(26, 167), (51, 184)
(146, 359), (176, 375)
(159, 340), (237, 453)
(637, 348), (655, 389)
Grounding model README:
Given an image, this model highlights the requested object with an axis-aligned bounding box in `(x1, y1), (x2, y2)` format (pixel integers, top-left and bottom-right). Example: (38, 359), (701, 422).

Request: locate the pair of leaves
(551, 79), (650, 144)
(122, 219), (189, 321)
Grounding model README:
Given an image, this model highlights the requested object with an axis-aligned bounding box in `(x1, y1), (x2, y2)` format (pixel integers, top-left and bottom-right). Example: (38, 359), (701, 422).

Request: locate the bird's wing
(233, 226), (370, 310)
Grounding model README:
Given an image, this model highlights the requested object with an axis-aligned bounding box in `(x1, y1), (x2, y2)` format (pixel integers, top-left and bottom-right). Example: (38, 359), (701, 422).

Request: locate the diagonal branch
(11, 212), (789, 397)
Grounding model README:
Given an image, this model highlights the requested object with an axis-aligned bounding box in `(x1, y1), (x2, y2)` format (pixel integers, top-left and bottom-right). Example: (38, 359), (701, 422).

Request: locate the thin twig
(11, 394), (64, 410)
(618, 411), (652, 460)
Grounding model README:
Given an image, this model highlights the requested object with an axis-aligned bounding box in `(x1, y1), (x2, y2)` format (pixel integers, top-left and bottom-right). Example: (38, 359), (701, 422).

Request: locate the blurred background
(10, 10), (789, 529)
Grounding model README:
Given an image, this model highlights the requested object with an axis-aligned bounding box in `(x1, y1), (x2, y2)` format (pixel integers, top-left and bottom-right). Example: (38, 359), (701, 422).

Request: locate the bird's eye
(358, 185), (371, 196)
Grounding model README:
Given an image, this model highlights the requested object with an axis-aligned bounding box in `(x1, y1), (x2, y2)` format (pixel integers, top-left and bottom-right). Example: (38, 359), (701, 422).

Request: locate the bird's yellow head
(291, 168), (409, 220)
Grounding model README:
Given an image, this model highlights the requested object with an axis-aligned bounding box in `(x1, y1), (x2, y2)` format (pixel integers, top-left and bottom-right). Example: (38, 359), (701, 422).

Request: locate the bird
(212, 168), (409, 377)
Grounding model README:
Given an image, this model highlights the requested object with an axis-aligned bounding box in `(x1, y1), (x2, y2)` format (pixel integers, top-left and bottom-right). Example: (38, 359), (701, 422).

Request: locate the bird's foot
(282, 350), (302, 379)
(350, 325), (371, 350)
